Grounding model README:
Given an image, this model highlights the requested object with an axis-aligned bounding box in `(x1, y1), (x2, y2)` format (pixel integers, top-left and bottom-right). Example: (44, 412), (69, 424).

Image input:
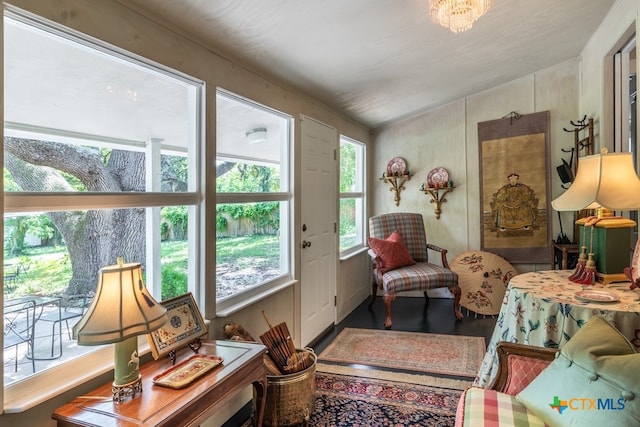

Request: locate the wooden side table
(550, 241), (579, 270)
(52, 340), (266, 426)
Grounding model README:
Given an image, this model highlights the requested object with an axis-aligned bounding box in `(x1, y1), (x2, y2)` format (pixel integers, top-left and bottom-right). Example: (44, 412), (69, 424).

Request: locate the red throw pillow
(368, 230), (416, 273)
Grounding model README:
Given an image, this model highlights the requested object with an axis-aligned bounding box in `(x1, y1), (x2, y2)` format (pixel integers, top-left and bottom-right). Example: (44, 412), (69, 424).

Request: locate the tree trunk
(5, 137), (146, 290)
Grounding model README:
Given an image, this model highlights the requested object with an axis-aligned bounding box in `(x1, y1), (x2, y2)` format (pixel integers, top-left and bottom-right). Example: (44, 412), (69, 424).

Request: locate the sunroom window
(2, 8), (202, 401)
(339, 136), (366, 255)
(215, 90), (293, 313)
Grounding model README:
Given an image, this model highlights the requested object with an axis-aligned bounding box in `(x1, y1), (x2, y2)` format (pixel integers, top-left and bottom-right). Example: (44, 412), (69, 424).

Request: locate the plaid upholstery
(455, 387), (547, 427)
(369, 212), (429, 262)
(381, 262), (457, 293)
(369, 213), (458, 294)
(502, 355), (552, 395)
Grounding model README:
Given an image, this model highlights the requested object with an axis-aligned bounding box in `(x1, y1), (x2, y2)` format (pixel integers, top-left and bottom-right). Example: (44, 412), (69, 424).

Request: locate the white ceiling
(4, 9), (284, 156)
(125, 0), (616, 129)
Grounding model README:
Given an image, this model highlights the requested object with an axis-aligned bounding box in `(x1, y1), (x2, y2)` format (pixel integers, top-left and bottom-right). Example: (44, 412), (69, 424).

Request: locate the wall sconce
(381, 157), (411, 206)
(421, 167), (455, 219)
(422, 184), (455, 220)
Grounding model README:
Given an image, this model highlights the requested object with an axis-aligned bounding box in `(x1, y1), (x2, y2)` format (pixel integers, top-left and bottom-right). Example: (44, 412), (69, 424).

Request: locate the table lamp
(73, 257), (167, 401)
(552, 148), (640, 283)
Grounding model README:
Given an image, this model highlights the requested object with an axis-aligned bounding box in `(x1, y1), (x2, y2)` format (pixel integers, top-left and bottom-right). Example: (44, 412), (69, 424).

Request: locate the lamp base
(596, 272), (630, 285)
(112, 375), (142, 402)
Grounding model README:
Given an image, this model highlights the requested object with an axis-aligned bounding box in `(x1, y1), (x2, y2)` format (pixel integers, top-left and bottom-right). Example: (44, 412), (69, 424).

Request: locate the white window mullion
(146, 138), (163, 298)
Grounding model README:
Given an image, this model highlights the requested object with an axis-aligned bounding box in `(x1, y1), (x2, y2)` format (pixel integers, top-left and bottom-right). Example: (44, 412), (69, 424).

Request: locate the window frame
(2, 7), (205, 411)
(339, 135), (367, 257)
(214, 89), (295, 316)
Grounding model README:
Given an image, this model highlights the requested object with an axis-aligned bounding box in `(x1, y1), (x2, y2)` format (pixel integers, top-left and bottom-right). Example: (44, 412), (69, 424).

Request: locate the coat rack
(562, 116), (594, 179)
(561, 116), (595, 244)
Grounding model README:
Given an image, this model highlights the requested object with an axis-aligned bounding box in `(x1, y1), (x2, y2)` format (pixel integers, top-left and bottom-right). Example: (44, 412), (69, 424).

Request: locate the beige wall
(372, 58), (580, 275)
(370, 0), (638, 284)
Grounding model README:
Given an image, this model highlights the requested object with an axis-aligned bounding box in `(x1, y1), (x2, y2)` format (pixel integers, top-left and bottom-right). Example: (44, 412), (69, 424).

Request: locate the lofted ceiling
(124, 0), (616, 129)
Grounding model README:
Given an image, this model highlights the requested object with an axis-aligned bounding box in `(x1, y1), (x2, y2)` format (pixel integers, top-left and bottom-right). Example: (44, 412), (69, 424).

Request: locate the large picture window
(215, 90), (293, 313)
(3, 9), (203, 399)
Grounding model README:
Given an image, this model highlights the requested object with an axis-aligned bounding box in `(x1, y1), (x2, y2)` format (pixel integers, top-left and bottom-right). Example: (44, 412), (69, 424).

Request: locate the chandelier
(429, 0), (494, 33)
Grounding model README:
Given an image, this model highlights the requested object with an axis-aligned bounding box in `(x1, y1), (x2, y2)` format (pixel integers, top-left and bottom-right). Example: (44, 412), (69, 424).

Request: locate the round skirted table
(474, 269), (640, 388)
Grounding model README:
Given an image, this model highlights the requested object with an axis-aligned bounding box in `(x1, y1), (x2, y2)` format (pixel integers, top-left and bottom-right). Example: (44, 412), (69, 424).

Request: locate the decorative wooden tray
(153, 354), (224, 389)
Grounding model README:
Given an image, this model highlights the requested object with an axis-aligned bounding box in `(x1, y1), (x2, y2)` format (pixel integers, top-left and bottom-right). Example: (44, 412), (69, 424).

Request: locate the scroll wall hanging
(478, 111), (551, 263)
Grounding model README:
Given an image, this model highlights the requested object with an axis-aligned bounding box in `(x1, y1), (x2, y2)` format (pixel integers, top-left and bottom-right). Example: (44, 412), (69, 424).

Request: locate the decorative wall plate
(153, 354), (224, 389)
(427, 167), (449, 188)
(386, 157), (407, 176)
(574, 289), (619, 303)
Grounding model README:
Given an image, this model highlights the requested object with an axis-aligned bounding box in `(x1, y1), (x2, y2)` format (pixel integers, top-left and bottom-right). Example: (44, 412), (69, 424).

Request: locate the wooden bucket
(262, 348), (316, 426)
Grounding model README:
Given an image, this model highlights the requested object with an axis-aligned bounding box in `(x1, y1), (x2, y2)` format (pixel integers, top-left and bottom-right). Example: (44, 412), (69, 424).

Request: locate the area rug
(245, 365), (470, 427)
(318, 328), (485, 378)
(316, 363), (471, 390)
(310, 369), (464, 426)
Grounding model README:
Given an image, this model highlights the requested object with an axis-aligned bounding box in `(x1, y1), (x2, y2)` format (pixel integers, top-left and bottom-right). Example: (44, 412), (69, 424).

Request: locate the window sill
(3, 338), (152, 413)
(216, 279), (297, 317)
(339, 246), (369, 261)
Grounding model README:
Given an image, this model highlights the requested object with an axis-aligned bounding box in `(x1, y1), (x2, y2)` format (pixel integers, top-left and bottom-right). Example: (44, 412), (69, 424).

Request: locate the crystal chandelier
(429, 0), (494, 33)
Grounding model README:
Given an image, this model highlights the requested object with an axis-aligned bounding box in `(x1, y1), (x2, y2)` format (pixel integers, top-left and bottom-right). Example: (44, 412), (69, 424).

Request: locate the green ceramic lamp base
(112, 336), (143, 401)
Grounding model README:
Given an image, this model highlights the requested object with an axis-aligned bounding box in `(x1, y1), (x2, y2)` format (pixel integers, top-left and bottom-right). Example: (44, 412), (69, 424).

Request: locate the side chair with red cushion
(367, 212), (462, 329)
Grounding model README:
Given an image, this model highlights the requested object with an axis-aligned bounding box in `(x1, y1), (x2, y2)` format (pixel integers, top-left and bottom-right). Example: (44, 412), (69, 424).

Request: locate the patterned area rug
(245, 365), (470, 427)
(318, 328), (486, 378)
(310, 368), (465, 426)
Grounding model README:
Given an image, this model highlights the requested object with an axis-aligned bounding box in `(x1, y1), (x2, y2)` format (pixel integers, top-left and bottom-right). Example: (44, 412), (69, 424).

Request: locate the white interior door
(300, 115), (337, 346)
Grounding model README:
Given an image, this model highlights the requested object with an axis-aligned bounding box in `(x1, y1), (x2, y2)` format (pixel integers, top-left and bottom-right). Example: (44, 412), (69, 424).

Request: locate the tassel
(568, 223), (588, 281)
(576, 253), (597, 285)
(568, 248), (587, 282)
(576, 224), (597, 285)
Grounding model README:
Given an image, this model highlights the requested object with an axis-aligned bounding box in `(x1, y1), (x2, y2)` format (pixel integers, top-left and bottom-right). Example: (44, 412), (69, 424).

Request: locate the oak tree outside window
(2, 8), (202, 398)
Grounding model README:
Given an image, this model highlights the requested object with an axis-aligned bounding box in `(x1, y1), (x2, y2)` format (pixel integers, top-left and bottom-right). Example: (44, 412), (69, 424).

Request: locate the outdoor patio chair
(3, 298), (36, 372)
(368, 212), (463, 329)
(37, 279), (93, 359)
(4, 263), (22, 293)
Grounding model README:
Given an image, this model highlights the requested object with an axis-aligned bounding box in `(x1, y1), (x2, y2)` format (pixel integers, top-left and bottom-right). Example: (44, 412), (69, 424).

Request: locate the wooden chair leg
(368, 279), (378, 307)
(450, 285), (463, 320)
(382, 294), (396, 329)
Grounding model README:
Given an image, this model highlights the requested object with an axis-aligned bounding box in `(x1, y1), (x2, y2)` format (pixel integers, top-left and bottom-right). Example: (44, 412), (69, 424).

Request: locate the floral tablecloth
(474, 269), (640, 388)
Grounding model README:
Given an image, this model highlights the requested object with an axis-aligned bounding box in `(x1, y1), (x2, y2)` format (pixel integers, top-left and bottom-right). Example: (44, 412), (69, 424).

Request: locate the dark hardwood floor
(225, 296), (497, 427)
(310, 295), (497, 353)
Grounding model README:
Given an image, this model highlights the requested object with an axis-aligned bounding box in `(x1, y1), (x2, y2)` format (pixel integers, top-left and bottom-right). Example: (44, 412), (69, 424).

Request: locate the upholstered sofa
(456, 316), (640, 426)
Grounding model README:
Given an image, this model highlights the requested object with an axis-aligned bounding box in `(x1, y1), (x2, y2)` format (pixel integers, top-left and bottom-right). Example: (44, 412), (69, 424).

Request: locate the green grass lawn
(4, 240), (190, 299)
(4, 235), (278, 300)
(216, 234), (279, 269)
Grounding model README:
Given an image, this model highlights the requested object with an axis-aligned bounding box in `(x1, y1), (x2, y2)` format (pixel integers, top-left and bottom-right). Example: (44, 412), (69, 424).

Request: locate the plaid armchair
(368, 212), (462, 329)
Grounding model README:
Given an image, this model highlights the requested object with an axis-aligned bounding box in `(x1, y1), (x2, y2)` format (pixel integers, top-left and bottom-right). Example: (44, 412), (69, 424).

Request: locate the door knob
(302, 240), (311, 248)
